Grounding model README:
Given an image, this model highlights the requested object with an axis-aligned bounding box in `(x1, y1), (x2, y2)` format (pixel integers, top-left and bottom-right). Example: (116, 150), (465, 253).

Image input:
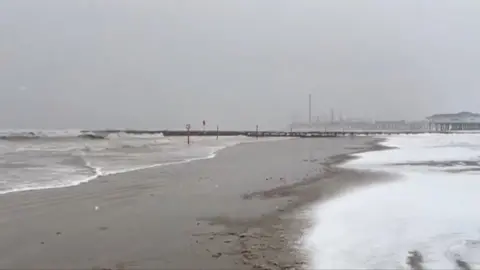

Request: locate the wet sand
(0, 137), (387, 269)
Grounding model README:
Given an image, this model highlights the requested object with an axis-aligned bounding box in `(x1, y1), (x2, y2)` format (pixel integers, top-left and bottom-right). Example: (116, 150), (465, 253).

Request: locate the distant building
(289, 119), (428, 131)
(374, 120), (407, 130)
(426, 112), (480, 131)
(408, 120), (430, 130)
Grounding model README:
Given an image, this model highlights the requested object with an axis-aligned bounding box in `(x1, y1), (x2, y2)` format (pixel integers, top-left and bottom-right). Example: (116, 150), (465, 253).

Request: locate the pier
(98, 129), (453, 138)
(161, 130), (450, 137)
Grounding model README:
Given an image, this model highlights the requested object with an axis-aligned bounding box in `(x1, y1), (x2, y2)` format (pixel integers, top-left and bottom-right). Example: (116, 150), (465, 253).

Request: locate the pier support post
(256, 125), (259, 139)
(216, 125), (219, 140)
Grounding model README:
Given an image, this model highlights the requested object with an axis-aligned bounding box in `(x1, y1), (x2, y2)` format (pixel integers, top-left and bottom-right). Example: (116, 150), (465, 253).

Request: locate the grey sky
(1, 0), (480, 130)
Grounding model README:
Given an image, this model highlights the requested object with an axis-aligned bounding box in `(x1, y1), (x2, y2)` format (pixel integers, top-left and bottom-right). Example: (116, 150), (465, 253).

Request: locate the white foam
(304, 133), (480, 269)
(0, 172), (99, 195)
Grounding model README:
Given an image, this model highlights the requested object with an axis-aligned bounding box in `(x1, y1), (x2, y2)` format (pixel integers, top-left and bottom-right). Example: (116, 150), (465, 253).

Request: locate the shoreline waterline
(0, 135), (289, 195)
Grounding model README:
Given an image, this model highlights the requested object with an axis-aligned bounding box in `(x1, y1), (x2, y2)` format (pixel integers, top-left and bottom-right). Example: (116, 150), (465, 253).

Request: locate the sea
(0, 129), (267, 195)
(304, 133), (480, 269)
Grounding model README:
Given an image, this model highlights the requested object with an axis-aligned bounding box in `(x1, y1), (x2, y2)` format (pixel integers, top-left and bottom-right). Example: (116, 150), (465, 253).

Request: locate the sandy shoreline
(0, 137), (389, 269)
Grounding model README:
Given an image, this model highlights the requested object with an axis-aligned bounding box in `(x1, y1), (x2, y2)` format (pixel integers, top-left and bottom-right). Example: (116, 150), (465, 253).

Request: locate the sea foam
(304, 133), (480, 269)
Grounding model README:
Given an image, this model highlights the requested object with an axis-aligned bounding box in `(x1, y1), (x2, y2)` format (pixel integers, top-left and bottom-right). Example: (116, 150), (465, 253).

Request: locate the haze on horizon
(1, 0), (480, 130)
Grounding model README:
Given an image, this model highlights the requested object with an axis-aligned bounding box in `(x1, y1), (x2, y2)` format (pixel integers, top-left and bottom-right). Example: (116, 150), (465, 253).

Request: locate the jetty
(161, 130), (450, 137)
(95, 129), (453, 138)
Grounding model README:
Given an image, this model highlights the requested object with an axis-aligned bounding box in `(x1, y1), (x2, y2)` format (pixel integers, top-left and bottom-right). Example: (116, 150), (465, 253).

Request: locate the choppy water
(0, 130), (266, 194)
(305, 133), (480, 269)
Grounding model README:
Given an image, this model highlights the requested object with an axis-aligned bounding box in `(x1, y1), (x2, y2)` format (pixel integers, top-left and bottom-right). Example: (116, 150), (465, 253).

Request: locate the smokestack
(308, 94), (312, 125)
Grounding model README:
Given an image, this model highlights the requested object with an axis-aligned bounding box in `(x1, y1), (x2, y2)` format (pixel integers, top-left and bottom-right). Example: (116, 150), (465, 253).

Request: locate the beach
(0, 136), (383, 269)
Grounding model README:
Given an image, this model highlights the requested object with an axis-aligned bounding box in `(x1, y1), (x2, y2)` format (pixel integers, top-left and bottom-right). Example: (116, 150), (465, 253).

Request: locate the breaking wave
(0, 130), (165, 141)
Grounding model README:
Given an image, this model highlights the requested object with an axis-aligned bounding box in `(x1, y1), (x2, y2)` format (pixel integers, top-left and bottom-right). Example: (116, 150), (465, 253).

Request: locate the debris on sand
(455, 258), (472, 270)
(212, 252), (222, 258)
(406, 250), (424, 270)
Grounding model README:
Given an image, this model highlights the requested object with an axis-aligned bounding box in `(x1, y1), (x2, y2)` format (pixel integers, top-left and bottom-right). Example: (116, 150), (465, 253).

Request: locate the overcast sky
(1, 0), (480, 130)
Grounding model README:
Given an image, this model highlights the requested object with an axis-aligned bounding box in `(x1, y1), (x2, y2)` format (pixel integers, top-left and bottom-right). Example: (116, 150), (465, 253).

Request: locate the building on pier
(426, 112), (480, 131)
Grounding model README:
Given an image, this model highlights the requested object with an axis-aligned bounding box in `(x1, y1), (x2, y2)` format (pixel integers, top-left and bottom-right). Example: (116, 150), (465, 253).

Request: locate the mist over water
(304, 134), (480, 269)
